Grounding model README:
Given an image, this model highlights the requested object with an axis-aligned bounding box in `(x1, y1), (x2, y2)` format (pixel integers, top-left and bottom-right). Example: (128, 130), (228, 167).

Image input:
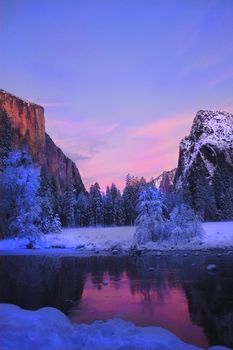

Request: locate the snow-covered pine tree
(134, 186), (165, 244)
(134, 189), (203, 245)
(0, 150), (42, 239)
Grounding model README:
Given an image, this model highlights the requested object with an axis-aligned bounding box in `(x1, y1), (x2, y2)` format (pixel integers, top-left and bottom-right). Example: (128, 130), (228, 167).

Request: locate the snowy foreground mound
(0, 304), (231, 350)
(0, 222), (232, 252)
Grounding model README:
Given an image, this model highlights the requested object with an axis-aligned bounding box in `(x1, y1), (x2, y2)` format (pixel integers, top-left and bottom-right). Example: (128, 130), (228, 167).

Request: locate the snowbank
(0, 222), (232, 253)
(0, 304), (231, 350)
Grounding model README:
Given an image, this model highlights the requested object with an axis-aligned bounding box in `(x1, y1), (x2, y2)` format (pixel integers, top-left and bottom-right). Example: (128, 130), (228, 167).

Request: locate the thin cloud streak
(47, 112), (193, 190)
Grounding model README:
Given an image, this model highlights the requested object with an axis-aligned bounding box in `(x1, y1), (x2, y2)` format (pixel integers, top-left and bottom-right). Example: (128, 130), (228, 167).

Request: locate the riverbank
(0, 221), (232, 254)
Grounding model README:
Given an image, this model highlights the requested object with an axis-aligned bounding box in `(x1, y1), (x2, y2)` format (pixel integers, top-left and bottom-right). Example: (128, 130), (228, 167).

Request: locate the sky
(1, 0), (233, 190)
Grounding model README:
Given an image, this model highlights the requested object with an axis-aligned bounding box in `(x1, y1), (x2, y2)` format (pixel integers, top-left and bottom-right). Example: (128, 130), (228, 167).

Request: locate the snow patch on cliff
(176, 110), (233, 189)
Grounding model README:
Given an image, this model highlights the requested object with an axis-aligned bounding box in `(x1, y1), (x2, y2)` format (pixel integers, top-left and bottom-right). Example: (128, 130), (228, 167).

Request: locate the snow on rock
(176, 110), (233, 185)
(0, 304), (232, 350)
(174, 110), (233, 221)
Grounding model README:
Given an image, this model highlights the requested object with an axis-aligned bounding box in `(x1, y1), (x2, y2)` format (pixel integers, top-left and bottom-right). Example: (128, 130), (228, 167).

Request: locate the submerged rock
(206, 264), (217, 272)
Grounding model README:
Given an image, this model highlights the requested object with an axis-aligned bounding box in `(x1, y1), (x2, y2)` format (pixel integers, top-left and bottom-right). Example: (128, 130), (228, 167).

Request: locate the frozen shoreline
(0, 304), (232, 350)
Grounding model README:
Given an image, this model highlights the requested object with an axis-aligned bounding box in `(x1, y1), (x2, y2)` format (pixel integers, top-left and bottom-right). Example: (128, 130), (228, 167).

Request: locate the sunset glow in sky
(1, 0), (233, 190)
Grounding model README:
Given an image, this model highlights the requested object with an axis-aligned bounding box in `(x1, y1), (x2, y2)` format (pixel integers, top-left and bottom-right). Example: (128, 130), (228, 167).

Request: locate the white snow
(0, 222), (232, 253)
(176, 110), (233, 188)
(0, 304), (231, 350)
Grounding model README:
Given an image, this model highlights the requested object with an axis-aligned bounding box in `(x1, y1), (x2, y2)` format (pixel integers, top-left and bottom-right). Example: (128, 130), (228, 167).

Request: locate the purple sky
(1, 0), (233, 190)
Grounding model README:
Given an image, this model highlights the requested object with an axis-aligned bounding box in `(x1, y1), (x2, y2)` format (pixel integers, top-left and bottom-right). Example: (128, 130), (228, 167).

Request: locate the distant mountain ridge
(0, 89), (85, 195)
(154, 168), (176, 192)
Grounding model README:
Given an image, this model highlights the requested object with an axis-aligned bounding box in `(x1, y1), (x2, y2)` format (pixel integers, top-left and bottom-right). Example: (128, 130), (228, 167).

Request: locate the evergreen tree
(122, 174), (146, 225)
(103, 186), (114, 225)
(114, 190), (125, 225)
(75, 191), (90, 227)
(89, 182), (104, 226)
(38, 166), (61, 233)
(0, 110), (12, 167)
(63, 185), (76, 227)
(0, 150), (42, 239)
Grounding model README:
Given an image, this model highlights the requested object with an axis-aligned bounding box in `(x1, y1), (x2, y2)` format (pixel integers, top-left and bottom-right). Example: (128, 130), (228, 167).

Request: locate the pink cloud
(46, 113), (193, 191)
(131, 114), (191, 138)
(208, 66), (233, 87)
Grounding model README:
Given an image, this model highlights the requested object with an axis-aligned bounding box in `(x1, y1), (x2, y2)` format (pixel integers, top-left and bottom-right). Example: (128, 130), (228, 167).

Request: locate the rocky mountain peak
(154, 168), (177, 192)
(189, 110), (233, 144)
(175, 110), (233, 220)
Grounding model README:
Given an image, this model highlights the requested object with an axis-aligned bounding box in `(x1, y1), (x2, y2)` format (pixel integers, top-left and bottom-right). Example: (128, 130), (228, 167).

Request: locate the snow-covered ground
(0, 303), (231, 350)
(0, 222), (232, 253)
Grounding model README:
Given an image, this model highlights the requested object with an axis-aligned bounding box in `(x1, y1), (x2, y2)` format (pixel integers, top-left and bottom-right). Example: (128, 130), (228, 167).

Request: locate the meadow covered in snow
(0, 221), (232, 253)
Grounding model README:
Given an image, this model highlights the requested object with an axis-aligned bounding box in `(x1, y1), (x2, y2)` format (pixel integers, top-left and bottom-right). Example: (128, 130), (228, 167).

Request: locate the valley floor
(0, 221), (232, 253)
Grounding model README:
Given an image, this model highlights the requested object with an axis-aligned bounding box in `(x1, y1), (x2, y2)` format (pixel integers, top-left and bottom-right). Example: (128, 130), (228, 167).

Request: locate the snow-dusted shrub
(0, 150), (42, 239)
(163, 202), (203, 243)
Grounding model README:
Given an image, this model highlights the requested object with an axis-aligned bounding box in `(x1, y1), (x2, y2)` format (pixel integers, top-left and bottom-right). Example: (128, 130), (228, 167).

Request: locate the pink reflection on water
(68, 272), (208, 348)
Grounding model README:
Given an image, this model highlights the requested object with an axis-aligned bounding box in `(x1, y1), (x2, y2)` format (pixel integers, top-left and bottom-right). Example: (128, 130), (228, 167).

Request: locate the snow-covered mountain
(154, 168), (176, 192)
(175, 110), (233, 220)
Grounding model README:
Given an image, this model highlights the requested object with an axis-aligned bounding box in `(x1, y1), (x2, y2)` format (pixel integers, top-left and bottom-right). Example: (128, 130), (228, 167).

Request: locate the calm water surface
(0, 251), (233, 348)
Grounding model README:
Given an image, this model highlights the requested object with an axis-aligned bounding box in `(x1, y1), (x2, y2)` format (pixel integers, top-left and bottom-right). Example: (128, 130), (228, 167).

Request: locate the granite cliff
(0, 90), (85, 194)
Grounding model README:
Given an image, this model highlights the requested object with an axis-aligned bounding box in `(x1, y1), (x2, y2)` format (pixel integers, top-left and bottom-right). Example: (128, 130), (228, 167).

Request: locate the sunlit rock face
(0, 89), (46, 165)
(0, 90), (85, 194)
(154, 168), (176, 192)
(175, 110), (233, 220)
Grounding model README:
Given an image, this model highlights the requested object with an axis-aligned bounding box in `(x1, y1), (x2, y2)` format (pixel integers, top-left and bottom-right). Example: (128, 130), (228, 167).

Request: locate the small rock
(149, 267), (154, 271)
(112, 249), (119, 255)
(217, 253), (222, 257)
(195, 252), (199, 256)
(206, 264), (217, 272)
(183, 253), (188, 257)
(102, 280), (108, 286)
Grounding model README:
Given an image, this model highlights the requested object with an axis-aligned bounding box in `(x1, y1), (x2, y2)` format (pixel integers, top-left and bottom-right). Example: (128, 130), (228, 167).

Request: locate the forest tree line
(0, 144), (157, 237)
(0, 112), (201, 242)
